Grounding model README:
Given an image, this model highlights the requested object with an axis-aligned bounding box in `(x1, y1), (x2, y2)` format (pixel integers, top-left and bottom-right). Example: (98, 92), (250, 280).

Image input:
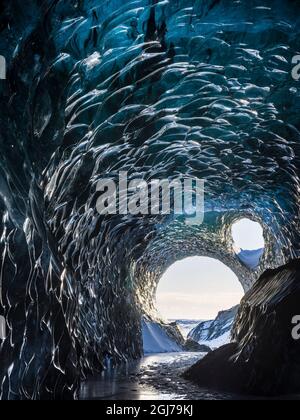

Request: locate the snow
(142, 320), (182, 354)
(142, 317), (230, 354)
(199, 331), (231, 350)
(171, 319), (202, 338)
(188, 306), (238, 349)
(237, 248), (264, 269)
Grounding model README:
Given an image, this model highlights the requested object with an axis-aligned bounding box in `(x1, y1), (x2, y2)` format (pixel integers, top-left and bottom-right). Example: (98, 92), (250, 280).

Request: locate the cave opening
(231, 218), (265, 270)
(156, 257), (244, 322)
(150, 256), (244, 350)
(1, 0), (300, 401)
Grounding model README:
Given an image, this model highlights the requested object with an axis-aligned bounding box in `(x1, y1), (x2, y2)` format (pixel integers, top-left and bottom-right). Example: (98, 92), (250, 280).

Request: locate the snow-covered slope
(170, 320), (203, 338)
(142, 320), (183, 354)
(237, 248), (264, 270)
(188, 306), (238, 349)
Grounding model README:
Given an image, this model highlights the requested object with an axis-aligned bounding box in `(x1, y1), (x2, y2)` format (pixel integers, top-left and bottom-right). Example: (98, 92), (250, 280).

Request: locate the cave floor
(79, 352), (260, 400)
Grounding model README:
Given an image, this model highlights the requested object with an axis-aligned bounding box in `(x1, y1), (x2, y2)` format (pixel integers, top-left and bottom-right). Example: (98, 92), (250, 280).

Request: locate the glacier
(0, 0), (300, 399)
(142, 319), (183, 354)
(237, 248), (264, 270)
(188, 306), (238, 349)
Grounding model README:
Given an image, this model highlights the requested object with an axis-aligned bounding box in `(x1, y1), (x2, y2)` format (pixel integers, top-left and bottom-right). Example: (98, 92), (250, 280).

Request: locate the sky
(231, 218), (264, 250)
(155, 219), (264, 321)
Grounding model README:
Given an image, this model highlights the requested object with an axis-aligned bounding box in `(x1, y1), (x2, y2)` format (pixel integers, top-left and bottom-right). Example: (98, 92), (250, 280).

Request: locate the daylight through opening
(232, 218), (264, 251)
(155, 257), (244, 345)
(231, 218), (265, 270)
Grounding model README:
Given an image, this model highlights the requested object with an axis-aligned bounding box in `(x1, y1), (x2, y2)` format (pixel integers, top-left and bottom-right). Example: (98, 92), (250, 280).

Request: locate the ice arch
(0, 0), (300, 399)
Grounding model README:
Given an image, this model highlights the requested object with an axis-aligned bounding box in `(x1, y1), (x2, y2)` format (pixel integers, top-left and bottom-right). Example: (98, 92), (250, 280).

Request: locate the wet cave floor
(79, 352), (300, 401)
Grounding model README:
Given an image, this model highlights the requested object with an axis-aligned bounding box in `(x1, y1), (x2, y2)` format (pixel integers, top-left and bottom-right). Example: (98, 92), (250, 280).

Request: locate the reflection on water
(80, 352), (300, 400)
(80, 353), (181, 400)
(80, 352), (238, 400)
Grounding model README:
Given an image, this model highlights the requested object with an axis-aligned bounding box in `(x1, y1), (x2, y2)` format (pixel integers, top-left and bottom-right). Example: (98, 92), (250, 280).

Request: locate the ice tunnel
(1, 0), (300, 399)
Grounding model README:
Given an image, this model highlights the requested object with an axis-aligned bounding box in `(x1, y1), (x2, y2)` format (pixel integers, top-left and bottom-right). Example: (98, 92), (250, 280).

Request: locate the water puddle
(80, 352), (240, 400)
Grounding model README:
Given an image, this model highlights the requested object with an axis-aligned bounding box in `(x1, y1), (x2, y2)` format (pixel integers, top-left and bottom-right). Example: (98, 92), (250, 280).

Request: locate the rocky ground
(81, 352), (249, 400)
(133, 352), (241, 400)
(81, 351), (300, 400)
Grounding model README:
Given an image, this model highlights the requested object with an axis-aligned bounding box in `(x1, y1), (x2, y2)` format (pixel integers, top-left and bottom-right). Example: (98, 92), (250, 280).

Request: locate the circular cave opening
(231, 218), (265, 270)
(154, 256), (244, 347)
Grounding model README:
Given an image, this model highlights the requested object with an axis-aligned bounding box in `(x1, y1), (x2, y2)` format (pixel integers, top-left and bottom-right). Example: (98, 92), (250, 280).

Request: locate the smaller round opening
(232, 218), (264, 251)
(231, 218), (265, 269)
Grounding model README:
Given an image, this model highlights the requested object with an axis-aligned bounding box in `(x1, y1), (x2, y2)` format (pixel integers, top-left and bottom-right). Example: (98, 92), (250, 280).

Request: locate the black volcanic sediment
(184, 260), (300, 396)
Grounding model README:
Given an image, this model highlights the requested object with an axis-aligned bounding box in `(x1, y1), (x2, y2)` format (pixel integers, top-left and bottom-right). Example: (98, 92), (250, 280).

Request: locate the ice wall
(0, 0), (300, 399)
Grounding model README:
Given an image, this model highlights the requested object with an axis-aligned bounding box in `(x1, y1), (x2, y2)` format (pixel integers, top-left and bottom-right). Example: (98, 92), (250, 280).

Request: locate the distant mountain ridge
(170, 319), (203, 338)
(188, 306), (239, 349)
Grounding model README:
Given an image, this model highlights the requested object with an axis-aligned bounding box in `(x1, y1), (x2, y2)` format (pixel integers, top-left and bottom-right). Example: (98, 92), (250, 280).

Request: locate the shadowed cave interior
(1, 0), (300, 399)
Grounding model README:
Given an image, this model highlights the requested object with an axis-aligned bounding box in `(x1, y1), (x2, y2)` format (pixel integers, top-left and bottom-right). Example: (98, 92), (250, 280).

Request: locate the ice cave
(1, 0), (300, 400)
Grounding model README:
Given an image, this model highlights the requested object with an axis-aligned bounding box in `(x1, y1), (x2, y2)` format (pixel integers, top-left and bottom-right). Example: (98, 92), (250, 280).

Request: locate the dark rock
(184, 343), (246, 393)
(183, 339), (212, 353)
(184, 260), (300, 397)
(165, 322), (186, 348)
